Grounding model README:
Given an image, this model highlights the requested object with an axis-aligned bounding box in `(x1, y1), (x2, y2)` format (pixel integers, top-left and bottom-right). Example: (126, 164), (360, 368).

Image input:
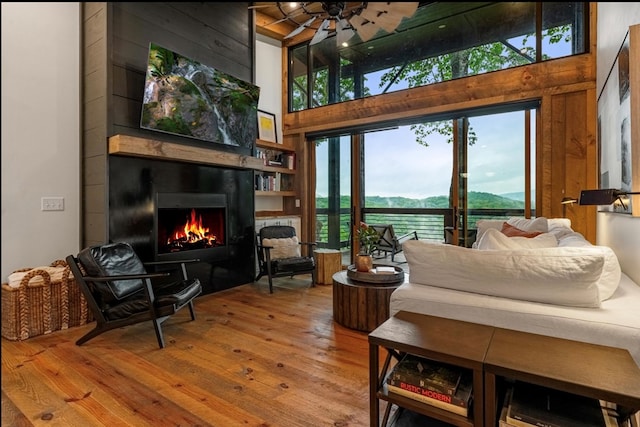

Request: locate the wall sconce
(579, 189), (640, 210)
(561, 197), (578, 217)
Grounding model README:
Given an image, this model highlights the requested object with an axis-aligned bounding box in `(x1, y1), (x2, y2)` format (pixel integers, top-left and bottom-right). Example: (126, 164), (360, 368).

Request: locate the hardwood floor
(2, 275), (390, 427)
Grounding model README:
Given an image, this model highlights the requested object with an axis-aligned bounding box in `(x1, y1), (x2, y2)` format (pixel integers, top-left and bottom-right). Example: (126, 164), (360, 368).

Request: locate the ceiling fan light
(336, 18), (355, 46)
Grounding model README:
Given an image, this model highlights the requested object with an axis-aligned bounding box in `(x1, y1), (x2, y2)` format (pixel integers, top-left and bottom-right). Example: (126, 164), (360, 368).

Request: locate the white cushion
(262, 237), (301, 259)
(7, 266), (71, 288)
(506, 216), (549, 233)
(556, 233), (621, 300)
(404, 240), (605, 308)
(474, 217), (552, 248)
(477, 228), (558, 250)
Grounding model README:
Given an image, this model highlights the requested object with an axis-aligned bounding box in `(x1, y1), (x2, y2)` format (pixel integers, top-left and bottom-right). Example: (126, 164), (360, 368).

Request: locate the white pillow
(477, 228), (558, 250)
(404, 240), (604, 308)
(548, 218), (572, 229)
(555, 234), (621, 300)
(262, 237), (301, 259)
(474, 217), (550, 248)
(506, 217), (549, 233)
(473, 220), (506, 248)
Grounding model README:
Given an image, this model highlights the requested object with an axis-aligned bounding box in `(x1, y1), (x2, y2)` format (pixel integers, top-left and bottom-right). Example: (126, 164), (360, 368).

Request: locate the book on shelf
(499, 387), (515, 427)
(506, 381), (618, 427)
(387, 353), (462, 396)
(386, 370), (473, 417)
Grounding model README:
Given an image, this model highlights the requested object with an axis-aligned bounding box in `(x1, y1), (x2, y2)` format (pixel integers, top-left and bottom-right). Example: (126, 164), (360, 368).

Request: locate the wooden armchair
(65, 242), (202, 349)
(369, 224), (418, 262)
(255, 225), (316, 293)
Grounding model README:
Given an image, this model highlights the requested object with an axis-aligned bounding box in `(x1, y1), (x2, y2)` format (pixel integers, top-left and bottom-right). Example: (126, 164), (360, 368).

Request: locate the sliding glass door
(312, 104), (537, 262)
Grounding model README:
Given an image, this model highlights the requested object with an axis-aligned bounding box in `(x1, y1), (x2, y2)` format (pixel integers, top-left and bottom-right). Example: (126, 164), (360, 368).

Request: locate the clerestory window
(288, 2), (587, 112)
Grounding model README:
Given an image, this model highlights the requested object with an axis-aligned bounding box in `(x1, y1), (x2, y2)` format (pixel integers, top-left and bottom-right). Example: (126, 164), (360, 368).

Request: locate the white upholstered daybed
(389, 217), (640, 366)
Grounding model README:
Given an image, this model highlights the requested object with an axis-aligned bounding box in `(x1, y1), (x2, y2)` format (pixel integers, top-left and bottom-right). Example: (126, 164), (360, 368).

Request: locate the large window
(313, 103), (537, 253)
(289, 2), (587, 111)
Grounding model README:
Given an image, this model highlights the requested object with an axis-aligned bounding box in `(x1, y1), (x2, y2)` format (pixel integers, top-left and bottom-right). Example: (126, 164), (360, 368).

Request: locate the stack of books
(501, 381), (619, 427)
(385, 353), (473, 417)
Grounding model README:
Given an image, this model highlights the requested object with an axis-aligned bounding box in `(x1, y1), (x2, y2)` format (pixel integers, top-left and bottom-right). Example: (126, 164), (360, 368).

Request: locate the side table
(332, 270), (403, 332)
(314, 249), (342, 285)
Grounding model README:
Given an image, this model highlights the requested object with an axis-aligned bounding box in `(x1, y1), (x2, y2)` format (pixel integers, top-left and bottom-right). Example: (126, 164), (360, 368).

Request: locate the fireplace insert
(155, 192), (229, 262)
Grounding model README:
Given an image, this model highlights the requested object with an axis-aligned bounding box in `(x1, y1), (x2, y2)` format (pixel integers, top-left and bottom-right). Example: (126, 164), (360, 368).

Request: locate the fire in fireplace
(155, 193), (228, 261)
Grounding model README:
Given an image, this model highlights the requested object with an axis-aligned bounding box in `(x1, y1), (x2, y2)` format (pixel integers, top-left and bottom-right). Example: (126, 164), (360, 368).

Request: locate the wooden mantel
(108, 134), (263, 170)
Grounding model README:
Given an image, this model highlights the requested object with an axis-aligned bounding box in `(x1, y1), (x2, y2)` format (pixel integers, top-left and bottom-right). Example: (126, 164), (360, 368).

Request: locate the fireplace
(155, 193), (229, 262)
(108, 155), (256, 295)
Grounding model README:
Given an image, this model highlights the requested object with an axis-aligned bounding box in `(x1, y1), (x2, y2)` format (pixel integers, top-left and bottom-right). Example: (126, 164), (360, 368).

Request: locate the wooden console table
(369, 311), (640, 427)
(483, 327), (640, 427)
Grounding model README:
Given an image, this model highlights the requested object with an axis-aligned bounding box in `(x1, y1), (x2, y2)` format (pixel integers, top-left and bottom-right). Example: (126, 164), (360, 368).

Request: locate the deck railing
(315, 208), (530, 248)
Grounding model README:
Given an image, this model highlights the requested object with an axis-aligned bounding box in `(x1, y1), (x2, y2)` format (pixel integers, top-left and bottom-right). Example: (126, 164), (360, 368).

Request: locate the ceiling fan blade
(349, 14), (380, 42)
(358, 2), (419, 33)
(359, 7), (403, 33)
(284, 16), (316, 39)
(309, 19), (331, 45)
(388, 2), (419, 18)
(336, 18), (356, 46)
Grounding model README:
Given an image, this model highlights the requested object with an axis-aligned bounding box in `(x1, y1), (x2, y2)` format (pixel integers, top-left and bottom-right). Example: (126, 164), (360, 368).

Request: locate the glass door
(315, 135), (352, 254)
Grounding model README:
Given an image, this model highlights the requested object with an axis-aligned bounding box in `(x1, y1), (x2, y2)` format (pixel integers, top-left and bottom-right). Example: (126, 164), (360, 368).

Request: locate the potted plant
(355, 222), (379, 272)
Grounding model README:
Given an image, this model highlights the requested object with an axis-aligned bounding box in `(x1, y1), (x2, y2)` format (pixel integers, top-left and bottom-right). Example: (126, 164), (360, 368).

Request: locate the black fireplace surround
(108, 155), (255, 295)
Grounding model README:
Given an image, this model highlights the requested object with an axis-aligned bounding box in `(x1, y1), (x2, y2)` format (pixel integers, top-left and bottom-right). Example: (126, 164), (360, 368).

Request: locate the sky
(315, 102), (531, 200)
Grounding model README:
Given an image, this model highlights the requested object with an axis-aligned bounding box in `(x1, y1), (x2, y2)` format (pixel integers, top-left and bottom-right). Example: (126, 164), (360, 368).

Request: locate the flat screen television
(140, 43), (260, 148)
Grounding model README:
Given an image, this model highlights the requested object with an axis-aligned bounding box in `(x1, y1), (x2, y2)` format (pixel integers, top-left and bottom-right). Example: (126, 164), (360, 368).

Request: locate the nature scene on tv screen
(141, 43), (260, 148)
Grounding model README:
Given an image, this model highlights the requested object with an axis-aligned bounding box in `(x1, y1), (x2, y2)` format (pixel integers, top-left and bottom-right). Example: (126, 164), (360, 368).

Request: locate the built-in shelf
(254, 138), (297, 197)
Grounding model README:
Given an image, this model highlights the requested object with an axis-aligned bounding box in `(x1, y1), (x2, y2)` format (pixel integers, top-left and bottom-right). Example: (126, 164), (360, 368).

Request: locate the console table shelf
(369, 312), (640, 427)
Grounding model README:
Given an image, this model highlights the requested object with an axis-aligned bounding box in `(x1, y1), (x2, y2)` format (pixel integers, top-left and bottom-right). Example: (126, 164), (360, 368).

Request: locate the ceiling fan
(253, 2), (420, 46)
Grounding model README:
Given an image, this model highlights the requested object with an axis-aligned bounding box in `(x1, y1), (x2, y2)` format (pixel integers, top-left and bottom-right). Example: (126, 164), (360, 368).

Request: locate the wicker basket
(1, 260), (94, 341)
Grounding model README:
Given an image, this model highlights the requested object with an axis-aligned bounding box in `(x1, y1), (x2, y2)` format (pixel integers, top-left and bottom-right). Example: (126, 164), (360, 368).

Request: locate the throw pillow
(473, 219), (506, 248)
(404, 240), (604, 308)
(262, 237), (301, 259)
(507, 216), (549, 233)
(477, 228), (558, 250)
(501, 222), (544, 238)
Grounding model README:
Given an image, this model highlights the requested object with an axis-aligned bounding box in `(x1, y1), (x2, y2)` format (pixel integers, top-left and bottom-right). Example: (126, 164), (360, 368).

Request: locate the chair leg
(75, 325), (107, 346)
(152, 318), (166, 349)
(188, 300), (196, 321)
(268, 275), (274, 294)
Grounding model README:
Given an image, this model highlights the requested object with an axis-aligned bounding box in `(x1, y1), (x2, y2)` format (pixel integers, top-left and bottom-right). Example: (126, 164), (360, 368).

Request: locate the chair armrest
(82, 272), (171, 282)
(395, 231), (418, 244)
(144, 259), (200, 267)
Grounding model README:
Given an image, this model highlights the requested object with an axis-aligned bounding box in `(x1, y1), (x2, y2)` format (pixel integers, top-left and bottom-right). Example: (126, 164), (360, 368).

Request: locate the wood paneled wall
(81, 2), (255, 248)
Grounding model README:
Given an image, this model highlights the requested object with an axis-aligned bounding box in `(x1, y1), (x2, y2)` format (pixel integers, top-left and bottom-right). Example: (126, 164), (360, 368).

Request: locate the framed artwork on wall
(598, 26), (639, 216)
(257, 110), (278, 143)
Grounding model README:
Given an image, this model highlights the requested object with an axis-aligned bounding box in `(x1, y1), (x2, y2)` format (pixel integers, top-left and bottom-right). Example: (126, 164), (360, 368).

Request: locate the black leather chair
(255, 225), (316, 293)
(65, 242), (202, 348)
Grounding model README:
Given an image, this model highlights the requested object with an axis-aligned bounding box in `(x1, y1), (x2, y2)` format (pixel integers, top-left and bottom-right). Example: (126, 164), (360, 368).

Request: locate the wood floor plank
(2, 276), (381, 427)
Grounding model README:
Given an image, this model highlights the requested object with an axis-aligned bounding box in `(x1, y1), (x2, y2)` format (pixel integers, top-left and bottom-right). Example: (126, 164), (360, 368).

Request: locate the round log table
(332, 270), (404, 332)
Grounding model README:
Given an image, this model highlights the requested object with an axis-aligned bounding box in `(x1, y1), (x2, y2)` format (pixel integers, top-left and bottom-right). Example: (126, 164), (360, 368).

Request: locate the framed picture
(598, 26), (639, 215)
(257, 110), (278, 143)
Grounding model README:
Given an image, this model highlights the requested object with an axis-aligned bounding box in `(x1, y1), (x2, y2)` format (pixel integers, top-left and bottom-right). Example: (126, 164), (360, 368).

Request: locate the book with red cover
(386, 353), (462, 396)
(386, 369), (473, 417)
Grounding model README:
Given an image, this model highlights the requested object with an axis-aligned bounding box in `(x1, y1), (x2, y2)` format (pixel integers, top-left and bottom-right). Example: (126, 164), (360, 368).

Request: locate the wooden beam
(108, 134), (263, 170)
